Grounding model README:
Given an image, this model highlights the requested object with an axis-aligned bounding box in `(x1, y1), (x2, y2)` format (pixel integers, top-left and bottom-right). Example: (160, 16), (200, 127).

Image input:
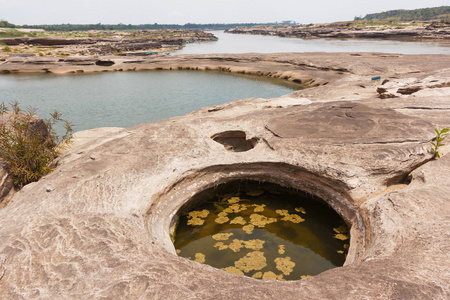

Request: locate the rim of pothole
(146, 162), (367, 274)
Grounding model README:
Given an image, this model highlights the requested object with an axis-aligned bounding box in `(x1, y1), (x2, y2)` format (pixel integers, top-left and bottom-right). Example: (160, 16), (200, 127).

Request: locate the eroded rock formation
(0, 53), (449, 299)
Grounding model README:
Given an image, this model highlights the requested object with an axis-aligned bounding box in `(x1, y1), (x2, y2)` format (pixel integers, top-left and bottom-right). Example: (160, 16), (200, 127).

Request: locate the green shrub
(0, 102), (73, 188)
(3, 46), (11, 52)
(430, 128), (449, 159)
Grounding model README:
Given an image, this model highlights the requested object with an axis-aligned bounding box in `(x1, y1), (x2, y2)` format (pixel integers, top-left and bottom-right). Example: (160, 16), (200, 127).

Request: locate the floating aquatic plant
(194, 253), (206, 263)
(242, 224), (255, 234)
(234, 251), (267, 273)
(249, 213), (277, 227)
(230, 216), (247, 225)
(275, 257), (296, 276)
(212, 233), (234, 241)
(174, 181), (349, 281)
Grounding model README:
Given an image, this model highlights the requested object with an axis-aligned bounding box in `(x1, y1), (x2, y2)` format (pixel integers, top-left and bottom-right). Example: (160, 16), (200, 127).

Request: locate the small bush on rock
(0, 102), (73, 188)
(430, 128), (449, 159)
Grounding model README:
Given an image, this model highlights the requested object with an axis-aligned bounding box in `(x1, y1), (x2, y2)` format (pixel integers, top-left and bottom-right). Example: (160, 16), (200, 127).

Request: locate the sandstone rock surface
(0, 31), (216, 57)
(0, 53), (449, 299)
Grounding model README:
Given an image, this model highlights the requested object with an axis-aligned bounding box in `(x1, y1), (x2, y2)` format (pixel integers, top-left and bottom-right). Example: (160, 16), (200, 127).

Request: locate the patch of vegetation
(357, 6), (450, 22)
(0, 28), (26, 38)
(0, 102), (73, 188)
(430, 128), (449, 159)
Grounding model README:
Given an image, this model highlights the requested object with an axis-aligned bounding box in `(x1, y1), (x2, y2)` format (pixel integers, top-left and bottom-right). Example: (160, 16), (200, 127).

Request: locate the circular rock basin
(172, 180), (350, 281)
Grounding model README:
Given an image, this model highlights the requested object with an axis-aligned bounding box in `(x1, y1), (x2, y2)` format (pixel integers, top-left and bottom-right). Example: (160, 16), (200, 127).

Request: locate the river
(0, 71), (298, 132)
(175, 30), (450, 55)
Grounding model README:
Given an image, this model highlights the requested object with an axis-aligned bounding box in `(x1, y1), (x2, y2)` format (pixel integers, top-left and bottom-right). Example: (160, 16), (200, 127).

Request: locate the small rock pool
(172, 180), (349, 281)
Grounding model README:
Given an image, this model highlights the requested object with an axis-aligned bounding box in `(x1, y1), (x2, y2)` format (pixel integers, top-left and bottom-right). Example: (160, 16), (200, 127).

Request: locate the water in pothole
(172, 181), (349, 281)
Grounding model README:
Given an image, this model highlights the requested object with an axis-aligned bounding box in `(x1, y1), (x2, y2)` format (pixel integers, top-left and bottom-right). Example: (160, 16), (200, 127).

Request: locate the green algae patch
(295, 207), (306, 214)
(242, 224), (255, 234)
(262, 271), (284, 281)
(214, 242), (228, 250)
(333, 233), (349, 241)
(222, 266), (244, 275)
(275, 257), (296, 276)
(230, 216), (247, 225)
(173, 181), (349, 281)
(187, 218), (205, 226)
(229, 239), (245, 252)
(215, 215), (230, 224)
(194, 253), (206, 263)
(249, 213), (278, 227)
(187, 209), (210, 226)
(224, 203), (249, 214)
(276, 209), (305, 223)
(235, 251), (267, 273)
(333, 225), (349, 234)
(244, 239), (265, 251)
(212, 233), (234, 241)
(227, 196), (241, 204)
(253, 204), (266, 212)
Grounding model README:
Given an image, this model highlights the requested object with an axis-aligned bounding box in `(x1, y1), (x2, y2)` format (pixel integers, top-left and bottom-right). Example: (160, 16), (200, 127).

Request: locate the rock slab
(0, 53), (449, 299)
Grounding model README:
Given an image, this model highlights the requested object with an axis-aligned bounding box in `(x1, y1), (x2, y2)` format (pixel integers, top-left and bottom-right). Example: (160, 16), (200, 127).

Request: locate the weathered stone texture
(0, 53), (449, 299)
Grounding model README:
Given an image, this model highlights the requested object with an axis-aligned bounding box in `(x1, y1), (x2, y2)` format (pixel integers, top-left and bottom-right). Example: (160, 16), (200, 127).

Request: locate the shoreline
(2, 52), (450, 88)
(225, 23), (450, 40)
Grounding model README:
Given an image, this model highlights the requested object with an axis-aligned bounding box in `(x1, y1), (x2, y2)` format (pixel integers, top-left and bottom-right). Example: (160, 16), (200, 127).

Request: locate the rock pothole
(211, 131), (259, 152)
(172, 180), (350, 281)
(95, 60), (115, 66)
(147, 162), (366, 283)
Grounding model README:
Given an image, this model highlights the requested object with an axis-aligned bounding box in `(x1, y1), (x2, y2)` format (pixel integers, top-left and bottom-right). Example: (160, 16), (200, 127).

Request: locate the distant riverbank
(225, 23), (450, 40)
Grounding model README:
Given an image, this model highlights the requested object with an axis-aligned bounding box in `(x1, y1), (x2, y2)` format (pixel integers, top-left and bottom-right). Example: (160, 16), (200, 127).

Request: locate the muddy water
(173, 181), (349, 281)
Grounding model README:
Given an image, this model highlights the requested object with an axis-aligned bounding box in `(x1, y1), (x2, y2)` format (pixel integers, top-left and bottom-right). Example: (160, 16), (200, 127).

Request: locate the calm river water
(176, 30), (450, 55)
(1, 31), (449, 131)
(0, 71), (297, 131)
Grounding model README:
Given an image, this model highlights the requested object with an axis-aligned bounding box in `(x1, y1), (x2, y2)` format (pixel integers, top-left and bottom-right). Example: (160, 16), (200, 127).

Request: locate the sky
(1, 0), (449, 25)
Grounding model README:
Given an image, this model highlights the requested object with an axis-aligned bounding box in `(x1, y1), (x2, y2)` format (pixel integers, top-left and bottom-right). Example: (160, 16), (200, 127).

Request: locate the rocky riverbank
(226, 23), (450, 40)
(0, 52), (449, 299)
(0, 29), (217, 57)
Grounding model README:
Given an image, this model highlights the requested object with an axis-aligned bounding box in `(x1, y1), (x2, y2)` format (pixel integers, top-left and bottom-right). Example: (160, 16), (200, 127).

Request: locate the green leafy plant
(0, 102), (73, 188)
(429, 128), (449, 159)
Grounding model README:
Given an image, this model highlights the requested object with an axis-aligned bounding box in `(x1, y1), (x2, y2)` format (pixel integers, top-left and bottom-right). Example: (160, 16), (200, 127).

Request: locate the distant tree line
(0, 20), (16, 28)
(0, 21), (297, 32)
(356, 6), (450, 22)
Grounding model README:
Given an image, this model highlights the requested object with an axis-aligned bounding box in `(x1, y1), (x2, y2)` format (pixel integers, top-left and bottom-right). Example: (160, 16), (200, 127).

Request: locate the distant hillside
(359, 6), (450, 22)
